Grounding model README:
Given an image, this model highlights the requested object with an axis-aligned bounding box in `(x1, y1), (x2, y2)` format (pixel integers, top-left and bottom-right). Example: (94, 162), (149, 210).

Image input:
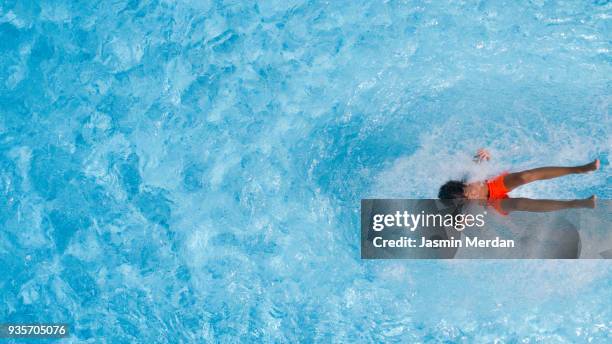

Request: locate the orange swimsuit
(487, 172), (509, 215)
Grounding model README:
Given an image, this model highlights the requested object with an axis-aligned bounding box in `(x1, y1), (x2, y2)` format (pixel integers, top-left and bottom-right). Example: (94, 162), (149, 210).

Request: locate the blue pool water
(1, 0), (611, 342)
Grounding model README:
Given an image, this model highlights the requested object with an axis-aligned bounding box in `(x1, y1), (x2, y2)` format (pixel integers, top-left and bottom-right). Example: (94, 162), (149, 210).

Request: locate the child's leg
(504, 159), (599, 191)
(501, 196), (596, 213)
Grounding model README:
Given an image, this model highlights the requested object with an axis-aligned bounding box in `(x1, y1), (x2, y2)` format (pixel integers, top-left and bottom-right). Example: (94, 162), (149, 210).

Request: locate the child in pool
(438, 149), (600, 205)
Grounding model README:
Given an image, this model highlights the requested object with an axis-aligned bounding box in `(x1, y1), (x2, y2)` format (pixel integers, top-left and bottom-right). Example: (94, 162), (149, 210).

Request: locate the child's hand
(474, 148), (491, 163)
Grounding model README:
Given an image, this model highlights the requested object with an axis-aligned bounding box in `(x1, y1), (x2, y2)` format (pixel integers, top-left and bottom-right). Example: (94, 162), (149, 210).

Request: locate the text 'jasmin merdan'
(372, 211), (487, 232)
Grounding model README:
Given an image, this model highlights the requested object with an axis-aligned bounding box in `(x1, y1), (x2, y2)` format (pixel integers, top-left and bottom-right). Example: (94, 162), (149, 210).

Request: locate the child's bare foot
(584, 195), (597, 208)
(580, 159), (599, 173)
(573, 195), (596, 209)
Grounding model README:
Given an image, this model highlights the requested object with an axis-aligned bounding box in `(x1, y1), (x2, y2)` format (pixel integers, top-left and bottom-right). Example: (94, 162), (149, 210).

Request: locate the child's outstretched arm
(504, 159), (600, 191)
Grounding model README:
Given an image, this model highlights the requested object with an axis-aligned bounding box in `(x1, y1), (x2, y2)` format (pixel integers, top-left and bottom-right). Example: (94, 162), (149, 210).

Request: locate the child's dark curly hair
(438, 180), (466, 200)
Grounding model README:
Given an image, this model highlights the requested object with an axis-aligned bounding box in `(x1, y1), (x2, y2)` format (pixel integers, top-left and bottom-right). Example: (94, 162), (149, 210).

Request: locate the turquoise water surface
(1, 0), (611, 342)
